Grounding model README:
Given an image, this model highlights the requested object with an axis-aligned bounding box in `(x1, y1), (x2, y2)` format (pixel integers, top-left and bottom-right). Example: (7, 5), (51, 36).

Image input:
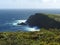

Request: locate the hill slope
(0, 29), (60, 45)
(26, 13), (60, 29)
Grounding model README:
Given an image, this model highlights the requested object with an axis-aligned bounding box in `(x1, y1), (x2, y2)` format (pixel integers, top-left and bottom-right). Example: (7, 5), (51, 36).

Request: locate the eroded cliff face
(26, 13), (60, 29)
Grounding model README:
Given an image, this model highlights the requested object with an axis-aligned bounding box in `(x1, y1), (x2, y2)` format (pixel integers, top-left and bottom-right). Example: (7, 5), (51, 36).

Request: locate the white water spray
(25, 26), (40, 31)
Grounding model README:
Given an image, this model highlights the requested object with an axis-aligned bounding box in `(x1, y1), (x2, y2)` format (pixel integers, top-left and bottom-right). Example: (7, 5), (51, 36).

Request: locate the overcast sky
(0, 0), (60, 9)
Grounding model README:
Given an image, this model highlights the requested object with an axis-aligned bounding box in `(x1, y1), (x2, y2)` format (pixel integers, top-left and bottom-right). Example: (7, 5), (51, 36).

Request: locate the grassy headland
(0, 14), (60, 45)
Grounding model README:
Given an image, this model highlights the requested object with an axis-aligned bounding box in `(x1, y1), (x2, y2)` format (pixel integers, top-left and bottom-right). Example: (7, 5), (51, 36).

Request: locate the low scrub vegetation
(0, 28), (60, 45)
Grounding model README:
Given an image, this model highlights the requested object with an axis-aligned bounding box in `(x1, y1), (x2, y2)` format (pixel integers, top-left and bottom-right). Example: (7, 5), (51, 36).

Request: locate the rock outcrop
(26, 13), (60, 29)
(17, 22), (27, 25)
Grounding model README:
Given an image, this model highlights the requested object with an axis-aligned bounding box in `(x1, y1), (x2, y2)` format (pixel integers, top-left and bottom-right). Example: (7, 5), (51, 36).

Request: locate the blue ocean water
(0, 9), (60, 32)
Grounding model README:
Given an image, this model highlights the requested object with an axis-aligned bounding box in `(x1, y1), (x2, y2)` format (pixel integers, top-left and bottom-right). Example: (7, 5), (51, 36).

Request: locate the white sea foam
(12, 20), (27, 26)
(25, 26), (40, 31)
(4, 20), (40, 32)
(12, 20), (40, 31)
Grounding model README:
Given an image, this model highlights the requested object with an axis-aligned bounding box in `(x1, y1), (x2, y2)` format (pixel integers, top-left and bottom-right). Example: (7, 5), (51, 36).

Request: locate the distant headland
(26, 13), (60, 29)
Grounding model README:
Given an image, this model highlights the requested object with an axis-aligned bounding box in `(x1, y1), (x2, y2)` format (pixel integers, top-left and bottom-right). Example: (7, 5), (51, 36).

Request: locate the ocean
(0, 9), (60, 32)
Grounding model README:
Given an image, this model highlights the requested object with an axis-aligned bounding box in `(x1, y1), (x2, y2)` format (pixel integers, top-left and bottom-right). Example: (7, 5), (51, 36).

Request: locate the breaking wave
(25, 26), (40, 31)
(4, 20), (27, 26)
(12, 20), (27, 26)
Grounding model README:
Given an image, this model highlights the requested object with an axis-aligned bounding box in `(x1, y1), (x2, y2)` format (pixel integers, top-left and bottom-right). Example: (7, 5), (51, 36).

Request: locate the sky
(0, 0), (60, 9)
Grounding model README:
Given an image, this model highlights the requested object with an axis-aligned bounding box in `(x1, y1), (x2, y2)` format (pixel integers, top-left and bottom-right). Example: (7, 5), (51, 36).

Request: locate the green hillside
(0, 29), (60, 45)
(47, 14), (60, 22)
(0, 14), (60, 45)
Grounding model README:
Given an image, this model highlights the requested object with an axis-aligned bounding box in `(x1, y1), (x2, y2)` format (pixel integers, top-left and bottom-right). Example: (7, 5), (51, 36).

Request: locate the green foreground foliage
(0, 29), (60, 45)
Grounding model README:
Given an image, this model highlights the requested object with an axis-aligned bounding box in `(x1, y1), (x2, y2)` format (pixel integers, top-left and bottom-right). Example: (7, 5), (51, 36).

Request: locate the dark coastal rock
(17, 22), (27, 25)
(26, 13), (60, 29)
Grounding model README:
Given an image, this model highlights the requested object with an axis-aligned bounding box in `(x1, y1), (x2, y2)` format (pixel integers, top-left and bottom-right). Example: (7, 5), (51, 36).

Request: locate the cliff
(26, 13), (60, 29)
